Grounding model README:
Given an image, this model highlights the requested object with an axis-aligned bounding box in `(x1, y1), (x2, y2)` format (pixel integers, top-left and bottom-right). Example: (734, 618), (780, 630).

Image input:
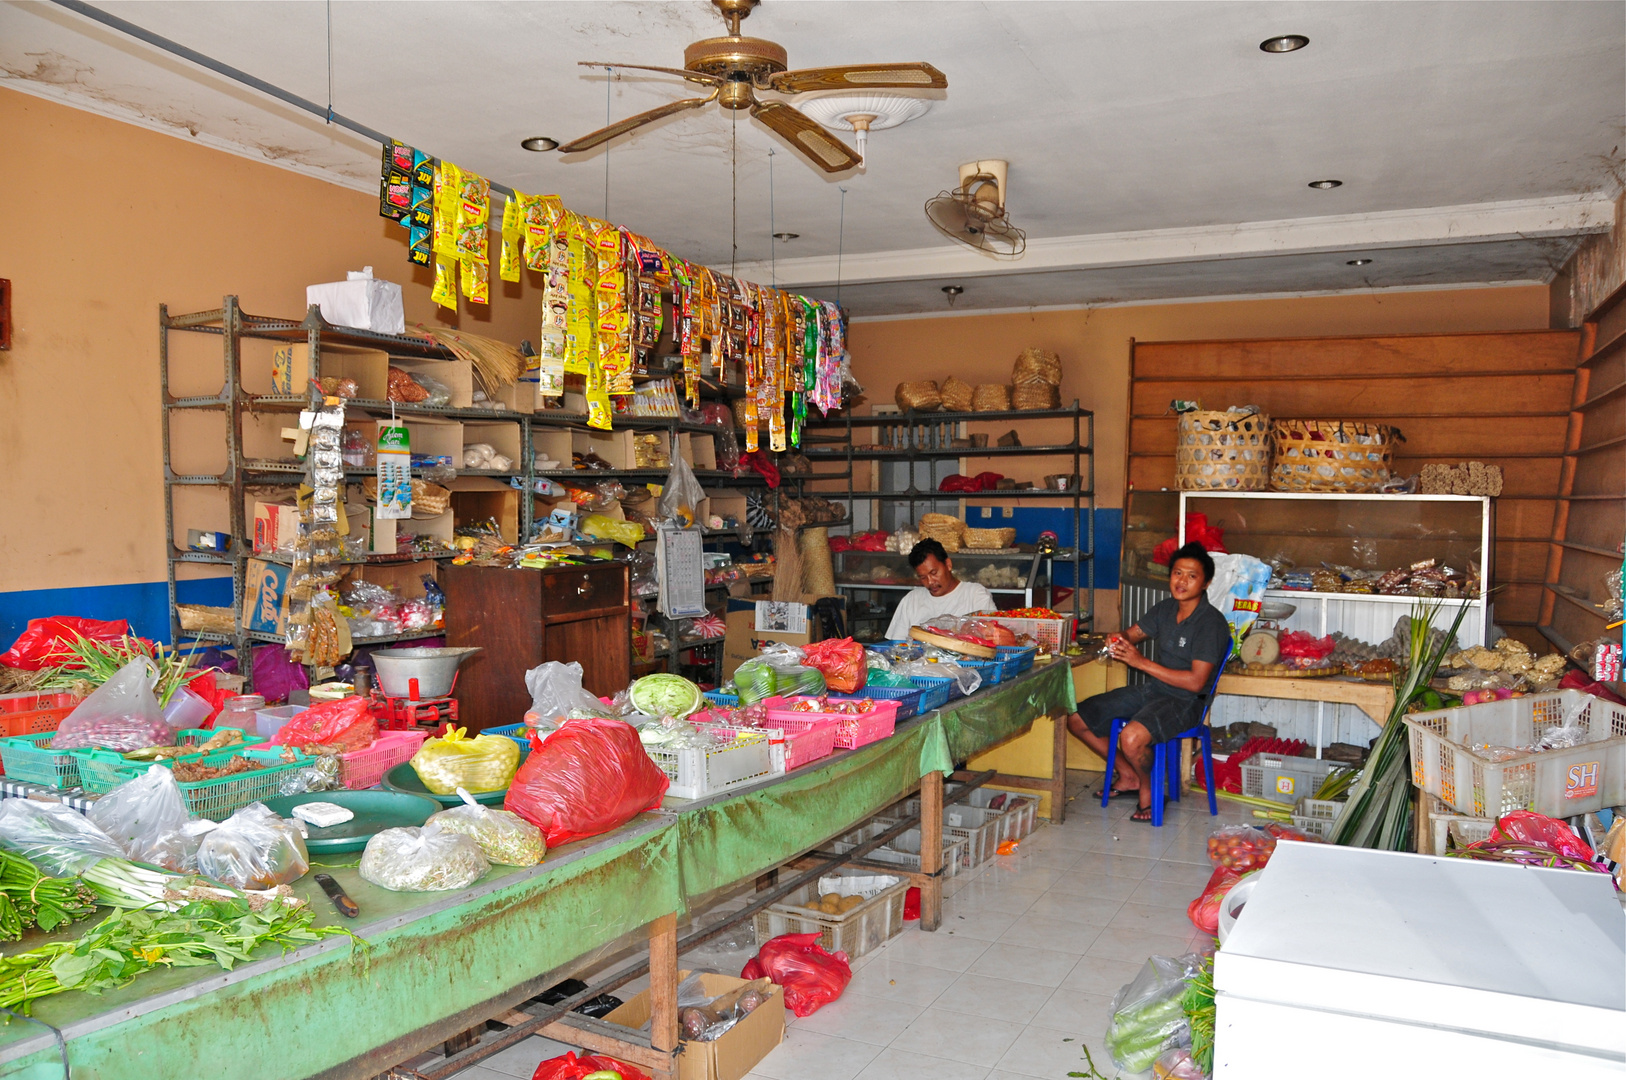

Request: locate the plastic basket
(0, 692), (80, 737)
(1289, 797), (1346, 840)
(645, 725), (774, 800)
(1404, 690), (1626, 818)
(962, 658), (1004, 688)
(703, 690), (740, 707)
(893, 800), (1003, 866)
(174, 747), (313, 820)
(741, 715), (840, 771)
(1239, 753), (1351, 805)
(995, 645), (1037, 675)
(831, 685), (922, 721)
(74, 730), (269, 795)
(764, 697), (899, 750)
(982, 615), (1077, 654)
(480, 723), (537, 757)
(956, 787), (1039, 840)
(754, 871), (908, 959)
(0, 733), (85, 789)
(339, 730), (430, 790)
(909, 676), (953, 714)
(831, 823), (970, 877)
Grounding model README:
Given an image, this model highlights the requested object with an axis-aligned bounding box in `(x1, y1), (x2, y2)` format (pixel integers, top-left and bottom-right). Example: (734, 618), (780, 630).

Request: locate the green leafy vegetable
(1181, 954), (1216, 1076)
(0, 851), (97, 940)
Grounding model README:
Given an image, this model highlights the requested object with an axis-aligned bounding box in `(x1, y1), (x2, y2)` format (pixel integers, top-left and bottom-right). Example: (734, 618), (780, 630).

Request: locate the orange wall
(0, 87), (541, 594)
(846, 285), (1553, 509)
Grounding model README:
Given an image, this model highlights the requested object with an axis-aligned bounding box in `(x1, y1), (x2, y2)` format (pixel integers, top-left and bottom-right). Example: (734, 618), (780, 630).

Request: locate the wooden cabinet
(442, 563), (631, 730)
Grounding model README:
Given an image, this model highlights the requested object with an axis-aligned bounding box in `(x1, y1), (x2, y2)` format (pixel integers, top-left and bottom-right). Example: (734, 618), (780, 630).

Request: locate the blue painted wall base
(0, 578), (234, 648)
(964, 506), (1120, 590)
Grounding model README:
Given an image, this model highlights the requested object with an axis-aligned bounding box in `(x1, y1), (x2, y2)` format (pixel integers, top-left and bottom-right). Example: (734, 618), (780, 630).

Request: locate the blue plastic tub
(909, 675), (954, 713)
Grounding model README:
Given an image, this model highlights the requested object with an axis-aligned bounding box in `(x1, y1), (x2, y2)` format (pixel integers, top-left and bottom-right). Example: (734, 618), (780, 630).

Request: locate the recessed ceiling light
(1260, 35), (1309, 53)
(773, 232), (800, 242)
(1347, 258), (1373, 266)
(1308, 179), (1343, 189)
(520, 136), (559, 152)
(942, 285), (964, 307)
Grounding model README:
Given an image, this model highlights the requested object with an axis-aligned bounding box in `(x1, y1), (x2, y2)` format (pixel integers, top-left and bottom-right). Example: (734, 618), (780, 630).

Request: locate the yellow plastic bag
(409, 726), (520, 795)
(580, 513), (644, 547)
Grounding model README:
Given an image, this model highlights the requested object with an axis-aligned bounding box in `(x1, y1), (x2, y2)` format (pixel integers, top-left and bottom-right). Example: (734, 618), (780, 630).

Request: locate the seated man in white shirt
(884, 539), (998, 640)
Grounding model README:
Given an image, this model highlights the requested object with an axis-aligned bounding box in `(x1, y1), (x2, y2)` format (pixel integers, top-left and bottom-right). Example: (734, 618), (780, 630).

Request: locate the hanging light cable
(324, 0), (333, 123)
(836, 186), (848, 306)
(731, 107), (738, 278)
(603, 67), (613, 219)
(768, 148), (776, 288)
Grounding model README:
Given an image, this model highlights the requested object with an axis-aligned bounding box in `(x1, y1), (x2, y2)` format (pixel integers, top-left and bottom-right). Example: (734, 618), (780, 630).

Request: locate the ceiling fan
(558, 0), (947, 174)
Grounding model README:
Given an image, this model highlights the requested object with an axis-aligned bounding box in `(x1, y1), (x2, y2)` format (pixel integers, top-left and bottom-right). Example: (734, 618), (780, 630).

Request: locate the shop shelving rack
(160, 297), (824, 687)
(798, 403), (1095, 632)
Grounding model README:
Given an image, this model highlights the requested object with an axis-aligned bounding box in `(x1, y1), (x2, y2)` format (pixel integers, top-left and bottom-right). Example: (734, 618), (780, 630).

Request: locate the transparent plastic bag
(0, 798), (124, 877)
(524, 661), (609, 727)
(427, 789), (545, 866)
(657, 453), (706, 529)
(50, 657), (173, 751)
(1105, 953), (1204, 1074)
(196, 802), (310, 889)
(359, 822), (489, 892)
(409, 726), (521, 795)
(87, 764), (196, 870)
(581, 512), (645, 547)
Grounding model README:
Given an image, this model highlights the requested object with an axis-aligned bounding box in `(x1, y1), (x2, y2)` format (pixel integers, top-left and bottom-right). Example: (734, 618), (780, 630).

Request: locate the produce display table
(0, 662), (1073, 1080)
(1216, 671), (1396, 727)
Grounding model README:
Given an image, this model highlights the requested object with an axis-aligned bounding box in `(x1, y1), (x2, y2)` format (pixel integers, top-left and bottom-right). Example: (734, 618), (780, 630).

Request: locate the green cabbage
(628, 674), (702, 719)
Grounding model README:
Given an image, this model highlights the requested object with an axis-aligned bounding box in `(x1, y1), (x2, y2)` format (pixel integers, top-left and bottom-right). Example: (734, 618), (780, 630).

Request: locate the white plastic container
(255, 703), (306, 740)
(754, 871), (908, 959)
(645, 725), (773, 800)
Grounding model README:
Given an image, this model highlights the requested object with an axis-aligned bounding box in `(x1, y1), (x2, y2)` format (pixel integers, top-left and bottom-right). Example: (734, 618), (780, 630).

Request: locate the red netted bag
(532, 1051), (652, 1080)
(800, 637), (866, 694)
(740, 932), (852, 1017)
(504, 718), (670, 848)
(269, 695), (377, 752)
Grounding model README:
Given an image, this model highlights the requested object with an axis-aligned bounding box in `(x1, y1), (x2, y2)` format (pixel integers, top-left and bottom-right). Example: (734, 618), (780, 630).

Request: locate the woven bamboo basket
(177, 605), (236, 635)
(362, 478), (451, 515)
(940, 376), (974, 413)
(973, 384), (1011, 411)
(1013, 347), (1062, 386)
(800, 527), (837, 597)
(1175, 410), (1272, 491)
(1012, 383), (1061, 410)
(963, 527), (1017, 549)
(1270, 419), (1400, 493)
(918, 513), (966, 553)
(895, 380), (942, 412)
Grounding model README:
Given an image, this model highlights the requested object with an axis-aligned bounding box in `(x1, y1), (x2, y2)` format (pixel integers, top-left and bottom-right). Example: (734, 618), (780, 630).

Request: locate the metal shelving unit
(799, 403), (1095, 632)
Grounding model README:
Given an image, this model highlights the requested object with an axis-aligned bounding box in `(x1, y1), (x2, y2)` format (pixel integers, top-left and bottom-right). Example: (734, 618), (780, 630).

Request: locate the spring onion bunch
(33, 634), (210, 706)
(0, 851), (97, 940)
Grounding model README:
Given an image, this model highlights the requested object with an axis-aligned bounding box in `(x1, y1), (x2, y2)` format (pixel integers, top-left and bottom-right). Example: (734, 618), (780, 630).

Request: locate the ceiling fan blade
(751, 101), (862, 173)
(766, 62), (947, 94)
(576, 61), (724, 86)
(558, 92), (719, 154)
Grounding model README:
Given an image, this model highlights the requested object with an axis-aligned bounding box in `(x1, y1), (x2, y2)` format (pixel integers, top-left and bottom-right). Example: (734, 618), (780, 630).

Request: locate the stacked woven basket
(893, 347), (1064, 414)
(916, 515), (1016, 552)
(1173, 407), (1401, 493)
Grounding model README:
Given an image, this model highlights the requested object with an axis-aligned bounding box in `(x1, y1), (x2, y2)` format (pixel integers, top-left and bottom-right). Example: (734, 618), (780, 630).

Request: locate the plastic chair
(1099, 639), (1233, 827)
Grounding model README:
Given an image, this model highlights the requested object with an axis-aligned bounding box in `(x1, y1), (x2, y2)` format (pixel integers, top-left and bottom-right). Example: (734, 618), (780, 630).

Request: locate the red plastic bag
(0, 617), (131, 671)
(269, 695), (377, 752)
(505, 718), (670, 848)
(740, 932), (852, 1017)
(1488, 811), (1595, 860)
(1205, 825), (1277, 871)
(532, 1051), (652, 1080)
(800, 637), (866, 694)
(903, 886), (920, 921)
(1188, 865), (1251, 935)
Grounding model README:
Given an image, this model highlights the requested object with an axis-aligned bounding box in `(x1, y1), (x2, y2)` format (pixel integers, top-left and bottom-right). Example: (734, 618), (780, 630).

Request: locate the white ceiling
(5, 0), (1623, 316)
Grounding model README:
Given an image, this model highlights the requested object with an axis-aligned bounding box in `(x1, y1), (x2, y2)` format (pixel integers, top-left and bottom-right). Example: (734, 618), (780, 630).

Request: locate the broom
(412, 326), (524, 397)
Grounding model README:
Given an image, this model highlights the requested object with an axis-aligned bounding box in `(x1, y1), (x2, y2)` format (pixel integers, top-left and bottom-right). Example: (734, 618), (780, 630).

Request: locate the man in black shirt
(1069, 542), (1230, 822)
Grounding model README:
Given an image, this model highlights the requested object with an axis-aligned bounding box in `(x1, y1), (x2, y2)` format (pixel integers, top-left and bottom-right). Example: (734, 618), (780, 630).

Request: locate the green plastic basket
(84, 746), (311, 820)
(0, 732), (84, 789)
(72, 730), (269, 795)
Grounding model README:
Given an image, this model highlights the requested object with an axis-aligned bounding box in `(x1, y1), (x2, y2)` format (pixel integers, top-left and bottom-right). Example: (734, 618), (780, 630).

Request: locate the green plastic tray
(262, 790), (441, 852)
(381, 762), (507, 806)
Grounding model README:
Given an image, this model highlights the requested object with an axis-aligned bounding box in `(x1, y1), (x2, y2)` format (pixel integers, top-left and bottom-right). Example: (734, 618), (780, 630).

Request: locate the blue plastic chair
(1099, 639), (1233, 826)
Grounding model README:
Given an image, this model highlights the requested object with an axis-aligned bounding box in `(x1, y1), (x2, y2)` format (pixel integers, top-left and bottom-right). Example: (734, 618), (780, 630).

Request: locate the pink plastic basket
(765, 715), (842, 769)
(765, 697), (899, 750)
(338, 730), (430, 790)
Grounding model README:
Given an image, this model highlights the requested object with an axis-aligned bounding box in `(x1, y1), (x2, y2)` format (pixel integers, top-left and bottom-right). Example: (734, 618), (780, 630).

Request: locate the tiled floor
(451, 773), (1248, 1080)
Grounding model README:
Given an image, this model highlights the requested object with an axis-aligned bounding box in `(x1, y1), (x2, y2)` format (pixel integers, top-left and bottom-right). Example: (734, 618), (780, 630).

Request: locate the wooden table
(1216, 672), (1396, 727)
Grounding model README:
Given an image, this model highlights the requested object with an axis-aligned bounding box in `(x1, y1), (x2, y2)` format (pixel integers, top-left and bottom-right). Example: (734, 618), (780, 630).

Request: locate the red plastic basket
(765, 697), (899, 750)
(0, 692), (80, 738)
(338, 730), (430, 790)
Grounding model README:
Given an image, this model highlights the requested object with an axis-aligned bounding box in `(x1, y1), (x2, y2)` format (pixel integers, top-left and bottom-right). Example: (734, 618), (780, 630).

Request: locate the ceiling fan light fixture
(942, 285), (964, 306)
(1347, 258), (1373, 266)
(1260, 34), (1309, 53)
(520, 136), (559, 152)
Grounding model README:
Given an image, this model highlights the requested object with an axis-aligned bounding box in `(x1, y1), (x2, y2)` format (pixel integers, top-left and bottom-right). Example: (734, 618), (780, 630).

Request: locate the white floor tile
(1084, 926), (1196, 964)
(1126, 875), (1205, 910)
(476, 1035), (580, 1078)
(937, 905), (1021, 941)
(929, 972), (1058, 1024)
(853, 1046), (993, 1080)
(1139, 858), (1216, 886)
(1062, 852), (1160, 880)
(888, 1007), (1028, 1067)
(846, 955), (963, 1006)
(875, 926), (992, 972)
(1038, 870), (1143, 903)
(451, 1067), (523, 1080)
(752, 1028), (882, 1080)
(992, 1023), (1111, 1079)
(1021, 890), (1125, 928)
(1059, 955), (1144, 997)
(1108, 902), (1199, 938)
(791, 990), (925, 1045)
(996, 912), (1108, 953)
(1030, 988), (1117, 1034)
(946, 879), (1047, 916)
(967, 941), (1087, 988)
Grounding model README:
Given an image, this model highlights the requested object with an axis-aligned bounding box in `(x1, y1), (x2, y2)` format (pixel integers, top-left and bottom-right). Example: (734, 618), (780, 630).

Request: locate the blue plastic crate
(704, 689), (741, 707)
(909, 676), (953, 713)
(995, 645), (1037, 675)
(963, 658), (1004, 688)
(836, 684), (923, 721)
(482, 723), (537, 756)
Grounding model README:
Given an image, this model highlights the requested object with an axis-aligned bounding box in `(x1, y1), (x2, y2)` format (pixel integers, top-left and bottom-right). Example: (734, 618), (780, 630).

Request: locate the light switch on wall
(1003, 506), (1013, 518)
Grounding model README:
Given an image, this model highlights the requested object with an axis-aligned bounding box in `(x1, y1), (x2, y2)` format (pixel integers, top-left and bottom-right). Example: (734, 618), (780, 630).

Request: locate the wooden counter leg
(920, 770), (944, 931)
(648, 912), (679, 1080)
(1050, 709), (1068, 824)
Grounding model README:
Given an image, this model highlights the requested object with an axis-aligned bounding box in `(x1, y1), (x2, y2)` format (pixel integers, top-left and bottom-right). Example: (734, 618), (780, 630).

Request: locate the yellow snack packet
(432, 255), (457, 311)
(499, 193), (522, 283)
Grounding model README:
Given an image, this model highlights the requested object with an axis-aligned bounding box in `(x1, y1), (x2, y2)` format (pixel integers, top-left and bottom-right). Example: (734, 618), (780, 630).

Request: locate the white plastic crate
(645, 726), (774, 800)
(1290, 796), (1346, 840)
(968, 789), (1039, 840)
(982, 614), (1076, 654)
(831, 823), (970, 878)
(1404, 690), (1626, 818)
(894, 799), (1005, 865)
(754, 871), (908, 959)
(1240, 753), (1352, 805)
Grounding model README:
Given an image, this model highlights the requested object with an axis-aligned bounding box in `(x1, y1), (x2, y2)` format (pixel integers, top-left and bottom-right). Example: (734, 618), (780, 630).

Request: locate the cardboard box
(702, 488), (750, 530)
(390, 357), (475, 409)
(604, 971), (784, 1080)
(242, 558), (290, 635)
(533, 429), (573, 472)
(252, 501), (300, 555)
(449, 477), (521, 544)
(462, 421), (524, 472)
(574, 428), (640, 470)
(271, 343), (390, 399)
(364, 415), (464, 465)
(723, 596), (841, 678)
(366, 509), (454, 555)
(683, 433), (718, 472)
(487, 380), (535, 414)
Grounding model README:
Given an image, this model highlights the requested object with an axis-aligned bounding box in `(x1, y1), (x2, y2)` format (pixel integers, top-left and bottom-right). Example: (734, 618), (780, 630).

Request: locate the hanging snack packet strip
(456, 169), (491, 304)
(379, 140), (413, 222)
(431, 161), (462, 310)
(499, 192), (523, 283)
